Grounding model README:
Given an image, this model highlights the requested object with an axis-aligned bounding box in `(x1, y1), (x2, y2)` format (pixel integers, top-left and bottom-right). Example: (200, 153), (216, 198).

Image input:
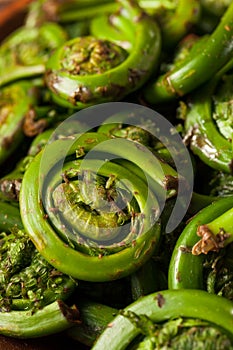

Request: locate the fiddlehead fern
(168, 195), (233, 298)
(20, 130), (166, 282)
(44, 0), (161, 109)
(43, 0), (200, 51)
(92, 289), (233, 349)
(142, 0), (201, 50)
(192, 205), (233, 256)
(0, 202), (79, 338)
(0, 22), (67, 87)
(0, 80), (39, 167)
(0, 229), (76, 313)
(182, 58), (233, 173)
(143, 2), (233, 104)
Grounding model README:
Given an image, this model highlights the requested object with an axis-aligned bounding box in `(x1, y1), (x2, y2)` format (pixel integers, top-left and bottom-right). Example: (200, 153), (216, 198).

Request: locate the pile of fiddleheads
(0, 201), (79, 338)
(0, 0), (233, 348)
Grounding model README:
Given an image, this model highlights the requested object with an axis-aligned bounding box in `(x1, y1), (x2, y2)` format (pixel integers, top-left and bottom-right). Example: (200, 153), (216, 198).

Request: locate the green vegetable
(66, 298), (117, 347)
(57, 2), (119, 24)
(0, 300), (80, 338)
(151, 0), (201, 49)
(123, 316), (232, 349)
(20, 131), (164, 281)
(143, 2), (233, 104)
(45, 0), (161, 109)
(168, 196), (233, 290)
(0, 22), (67, 87)
(182, 59), (233, 173)
(92, 289), (233, 349)
(0, 229), (76, 312)
(0, 202), (78, 338)
(192, 207), (233, 255)
(1, 0), (233, 346)
(0, 80), (40, 167)
(52, 0), (200, 50)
